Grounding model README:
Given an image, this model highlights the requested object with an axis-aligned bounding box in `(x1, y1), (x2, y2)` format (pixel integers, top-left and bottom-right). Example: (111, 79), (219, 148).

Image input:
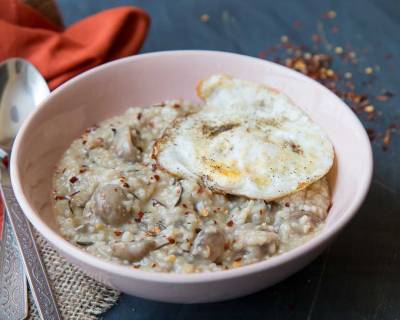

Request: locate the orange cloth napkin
(0, 0), (150, 237)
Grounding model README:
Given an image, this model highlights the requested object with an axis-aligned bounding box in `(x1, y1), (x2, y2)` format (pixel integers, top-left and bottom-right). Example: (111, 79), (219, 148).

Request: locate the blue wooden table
(58, 1), (400, 319)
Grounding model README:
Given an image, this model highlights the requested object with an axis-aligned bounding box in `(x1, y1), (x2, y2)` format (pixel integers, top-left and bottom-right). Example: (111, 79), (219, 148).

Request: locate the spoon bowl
(0, 58), (49, 153)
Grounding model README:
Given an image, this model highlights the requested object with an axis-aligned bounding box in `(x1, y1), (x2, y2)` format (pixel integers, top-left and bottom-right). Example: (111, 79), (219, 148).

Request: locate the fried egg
(153, 75), (334, 200)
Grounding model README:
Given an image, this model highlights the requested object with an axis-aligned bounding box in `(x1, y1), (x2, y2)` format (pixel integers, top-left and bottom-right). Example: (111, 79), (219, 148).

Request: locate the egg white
(153, 75), (334, 200)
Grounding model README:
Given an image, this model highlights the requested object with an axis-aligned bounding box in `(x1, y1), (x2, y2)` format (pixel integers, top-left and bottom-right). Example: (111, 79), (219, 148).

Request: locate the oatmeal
(53, 100), (331, 273)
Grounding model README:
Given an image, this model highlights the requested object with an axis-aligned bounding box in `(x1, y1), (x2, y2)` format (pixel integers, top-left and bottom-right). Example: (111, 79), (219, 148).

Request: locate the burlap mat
(28, 233), (120, 319)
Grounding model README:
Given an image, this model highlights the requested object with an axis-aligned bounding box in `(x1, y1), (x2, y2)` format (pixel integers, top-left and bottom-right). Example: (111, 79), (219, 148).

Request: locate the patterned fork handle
(0, 211), (27, 320)
(0, 167), (61, 320)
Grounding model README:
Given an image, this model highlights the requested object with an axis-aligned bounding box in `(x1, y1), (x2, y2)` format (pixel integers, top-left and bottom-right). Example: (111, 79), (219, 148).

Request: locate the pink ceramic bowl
(10, 51), (372, 303)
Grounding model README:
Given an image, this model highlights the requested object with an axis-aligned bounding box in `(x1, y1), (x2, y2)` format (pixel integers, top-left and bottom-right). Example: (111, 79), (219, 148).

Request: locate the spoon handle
(0, 168), (61, 320)
(0, 212), (27, 320)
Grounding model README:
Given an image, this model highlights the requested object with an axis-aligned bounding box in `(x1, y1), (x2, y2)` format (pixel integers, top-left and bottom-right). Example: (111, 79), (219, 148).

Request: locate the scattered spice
(364, 105), (375, 113)
(123, 182), (130, 188)
(366, 128), (377, 141)
(79, 166), (88, 174)
(167, 237), (176, 244)
(84, 125), (99, 133)
(154, 174), (160, 181)
(257, 12), (397, 150)
(334, 46), (343, 54)
(135, 211), (144, 223)
(69, 176), (78, 184)
(323, 10), (337, 19)
(226, 220), (234, 227)
(383, 129), (391, 150)
(114, 230), (122, 237)
(365, 67), (373, 75)
(200, 14), (210, 22)
(1, 156), (9, 168)
(137, 113), (142, 120)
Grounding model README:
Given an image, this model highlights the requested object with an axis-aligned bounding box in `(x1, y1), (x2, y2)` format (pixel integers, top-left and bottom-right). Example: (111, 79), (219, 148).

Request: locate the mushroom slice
(111, 239), (156, 262)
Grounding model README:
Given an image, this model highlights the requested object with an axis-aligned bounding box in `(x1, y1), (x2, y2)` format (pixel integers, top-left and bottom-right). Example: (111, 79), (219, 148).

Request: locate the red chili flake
(135, 211), (144, 223)
(137, 113), (142, 120)
(151, 164), (157, 172)
(184, 211), (190, 216)
(172, 103), (181, 109)
(84, 125), (99, 133)
(114, 230), (122, 237)
(285, 202), (290, 207)
(154, 175), (160, 181)
(133, 265), (140, 269)
(376, 95), (390, 102)
(167, 237), (176, 244)
(226, 220), (234, 227)
(224, 243), (230, 250)
(234, 257), (242, 262)
(1, 156), (9, 168)
(82, 140), (87, 145)
(258, 51), (267, 59)
(197, 187), (204, 194)
(54, 195), (66, 201)
(195, 228), (202, 233)
(69, 176), (78, 184)
(123, 182), (130, 188)
(383, 129), (391, 146)
(323, 10), (337, 19)
(366, 128), (376, 141)
(79, 168), (87, 174)
(151, 263), (156, 268)
(182, 203), (188, 208)
(111, 128), (117, 134)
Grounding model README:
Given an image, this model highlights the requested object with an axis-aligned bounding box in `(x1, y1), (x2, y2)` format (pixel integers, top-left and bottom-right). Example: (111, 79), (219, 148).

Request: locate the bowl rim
(10, 50), (373, 283)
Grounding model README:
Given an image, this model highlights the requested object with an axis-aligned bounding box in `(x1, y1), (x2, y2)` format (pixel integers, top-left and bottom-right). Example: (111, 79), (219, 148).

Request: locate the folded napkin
(0, 0), (150, 236)
(0, 0), (150, 89)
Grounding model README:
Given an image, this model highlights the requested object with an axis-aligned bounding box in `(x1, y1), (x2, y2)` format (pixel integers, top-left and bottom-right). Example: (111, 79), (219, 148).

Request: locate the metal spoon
(0, 59), (61, 320)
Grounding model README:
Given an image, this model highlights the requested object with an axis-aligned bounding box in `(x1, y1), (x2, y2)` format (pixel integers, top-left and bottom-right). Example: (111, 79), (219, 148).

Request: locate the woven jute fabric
(28, 233), (120, 319)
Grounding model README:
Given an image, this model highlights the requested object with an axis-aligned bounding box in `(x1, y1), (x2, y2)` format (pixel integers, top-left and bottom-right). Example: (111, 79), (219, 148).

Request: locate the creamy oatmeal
(53, 100), (331, 273)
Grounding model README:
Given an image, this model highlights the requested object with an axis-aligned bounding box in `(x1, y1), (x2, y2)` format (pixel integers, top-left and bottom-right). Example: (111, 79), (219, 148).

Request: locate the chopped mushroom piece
(192, 225), (225, 262)
(93, 184), (132, 225)
(111, 239), (156, 262)
(112, 126), (140, 161)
